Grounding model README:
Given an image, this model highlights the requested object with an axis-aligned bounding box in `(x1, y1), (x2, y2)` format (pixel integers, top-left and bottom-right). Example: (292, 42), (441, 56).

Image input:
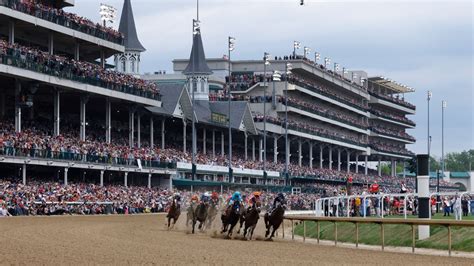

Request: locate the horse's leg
(192, 219), (196, 234)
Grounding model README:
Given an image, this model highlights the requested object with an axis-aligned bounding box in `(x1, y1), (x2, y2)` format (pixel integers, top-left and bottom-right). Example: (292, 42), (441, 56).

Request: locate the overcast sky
(70, 0), (473, 158)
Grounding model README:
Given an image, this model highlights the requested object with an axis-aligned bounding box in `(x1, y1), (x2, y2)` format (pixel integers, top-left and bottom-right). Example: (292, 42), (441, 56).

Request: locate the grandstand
(0, 0), (461, 196)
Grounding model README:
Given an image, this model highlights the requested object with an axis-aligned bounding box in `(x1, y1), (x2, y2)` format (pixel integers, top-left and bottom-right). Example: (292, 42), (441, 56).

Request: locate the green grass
(294, 214), (474, 252)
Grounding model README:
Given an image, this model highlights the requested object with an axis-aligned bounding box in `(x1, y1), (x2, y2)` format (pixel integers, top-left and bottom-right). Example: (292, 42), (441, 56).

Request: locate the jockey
(228, 191), (242, 207)
(210, 192), (219, 203)
(190, 195), (199, 204)
(247, 191), (262, 209)
(173, 193), (182, 209)
(201, 192), (211, 204)
(273, 193), (286, 208)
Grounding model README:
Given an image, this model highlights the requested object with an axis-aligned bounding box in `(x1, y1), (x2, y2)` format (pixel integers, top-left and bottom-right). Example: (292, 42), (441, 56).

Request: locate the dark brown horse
(167, 199), (181, 230)
(221, 202), (242, 237)
(264, 203), (285, 240)
(242, 206), (260, 240)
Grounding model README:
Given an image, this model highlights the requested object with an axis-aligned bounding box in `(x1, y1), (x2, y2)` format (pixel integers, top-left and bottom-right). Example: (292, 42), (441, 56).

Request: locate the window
(130, 59), (136, 73)
(121, 59), (126, 72)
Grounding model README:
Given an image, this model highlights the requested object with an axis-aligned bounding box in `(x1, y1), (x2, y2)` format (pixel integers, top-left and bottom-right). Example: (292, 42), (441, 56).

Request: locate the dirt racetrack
(0, 214), (472, 265)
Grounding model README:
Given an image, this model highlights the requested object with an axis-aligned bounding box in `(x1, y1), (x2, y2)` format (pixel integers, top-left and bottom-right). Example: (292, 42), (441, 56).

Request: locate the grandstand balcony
(0, 47), (161, 106)
(254, 119), (367, 151)
(369, 109), (415, 128)
(369, 128), (416, 144)
(368, 77), (416, 114)
(0, 0), (124, 59)
(369, 146), (414, 160)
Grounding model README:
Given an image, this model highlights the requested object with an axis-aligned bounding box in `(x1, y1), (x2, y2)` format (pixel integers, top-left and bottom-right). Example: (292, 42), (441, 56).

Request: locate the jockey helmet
(253, 191), (261, 197)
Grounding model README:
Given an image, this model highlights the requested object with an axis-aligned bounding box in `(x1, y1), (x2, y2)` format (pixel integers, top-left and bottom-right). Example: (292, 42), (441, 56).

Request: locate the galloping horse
(166, 198), (181, 230)
(187, 201), (208, 234)
(242, 205), (260, 240)
(264, 203), (285, 240)
(206, 199), (219, 229)
(221, 202), (242, 237)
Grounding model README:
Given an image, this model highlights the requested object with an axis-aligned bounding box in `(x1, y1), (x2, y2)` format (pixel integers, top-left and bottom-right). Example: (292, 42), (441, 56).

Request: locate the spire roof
(118, 0), (146, 52)
(183, 32), (213, 75)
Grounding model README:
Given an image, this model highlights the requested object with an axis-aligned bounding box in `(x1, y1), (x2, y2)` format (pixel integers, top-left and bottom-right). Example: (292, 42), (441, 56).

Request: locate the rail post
(381, 223), (385, 251)
(334, 221), (337, 246)
(303, 220), (306, 242)
(317, 221), (320, 244)
(291, 219), (294, 240)
(282, 219), (285, 239)
(355, 222), (359, 248)
(448, 225), (452, 256)
(411, 224), (415, 253)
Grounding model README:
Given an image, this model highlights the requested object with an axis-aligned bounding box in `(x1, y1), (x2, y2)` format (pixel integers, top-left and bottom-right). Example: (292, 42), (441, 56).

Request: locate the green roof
(450, 172), (471, 179)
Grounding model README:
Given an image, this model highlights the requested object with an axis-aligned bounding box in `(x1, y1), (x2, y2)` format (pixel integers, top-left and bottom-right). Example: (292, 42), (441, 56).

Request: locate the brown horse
(167, 199), (181, 230)
(264, 203), (285, 240)
(242, 205), (260, 240)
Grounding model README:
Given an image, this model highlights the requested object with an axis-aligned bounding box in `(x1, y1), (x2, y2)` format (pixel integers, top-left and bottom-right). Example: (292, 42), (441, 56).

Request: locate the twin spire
(118, 0), (145, 52)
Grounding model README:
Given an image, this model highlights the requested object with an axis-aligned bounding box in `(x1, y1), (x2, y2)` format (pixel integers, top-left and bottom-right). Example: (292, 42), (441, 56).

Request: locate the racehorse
(205, 199), (219, 229)
(166, 199), (181, 230)
(242, 206), (260, 240)
(264, 202), (285, 240)
(221, 202), (241, 237)
(188, 202), (208, 234)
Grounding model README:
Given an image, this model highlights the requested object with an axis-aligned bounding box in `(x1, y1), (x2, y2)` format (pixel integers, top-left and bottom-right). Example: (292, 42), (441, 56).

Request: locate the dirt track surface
(0, 214), (472, 265)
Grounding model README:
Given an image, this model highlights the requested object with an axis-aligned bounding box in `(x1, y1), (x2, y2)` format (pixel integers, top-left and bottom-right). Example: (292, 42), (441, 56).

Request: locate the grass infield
(294, 213), (474, 252)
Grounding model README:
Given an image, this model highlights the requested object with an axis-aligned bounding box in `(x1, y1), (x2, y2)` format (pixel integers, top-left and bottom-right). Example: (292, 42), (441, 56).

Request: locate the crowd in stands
(0, 0), (124, 45)
(370, 108), (416, 126)
(370, 124), (416, 142)
(368, 88), (416, 110)
(253, 114), (367, 146)
(369, 140), (415, 156)
(0, 39), (159, 99)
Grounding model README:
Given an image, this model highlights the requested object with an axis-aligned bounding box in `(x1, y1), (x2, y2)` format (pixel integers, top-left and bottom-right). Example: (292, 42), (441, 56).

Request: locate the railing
(0, 147), (177, 169)
(0, 54), (161, 101)
(0, 0), (124, 45)
(283, 215), (474, 256)
(369, 91), (416, 110)
(370, 109), (416, 126)
(290, 79), (368, 112)
(370, 127), (416, 142)
(369, 145), (415, 157)
(284, 100), (368, 130)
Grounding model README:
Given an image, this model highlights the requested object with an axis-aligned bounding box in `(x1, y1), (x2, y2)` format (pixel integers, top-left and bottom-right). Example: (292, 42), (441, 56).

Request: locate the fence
(315, 192), (474, 220)
(283, 215), (474, 256)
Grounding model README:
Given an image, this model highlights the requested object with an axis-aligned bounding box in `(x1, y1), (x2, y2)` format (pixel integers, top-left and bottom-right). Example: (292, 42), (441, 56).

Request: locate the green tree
(445, 149), (474, 172)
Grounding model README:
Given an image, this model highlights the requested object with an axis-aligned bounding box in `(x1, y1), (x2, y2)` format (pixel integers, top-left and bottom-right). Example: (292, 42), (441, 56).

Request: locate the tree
(444, 149), (474, 172)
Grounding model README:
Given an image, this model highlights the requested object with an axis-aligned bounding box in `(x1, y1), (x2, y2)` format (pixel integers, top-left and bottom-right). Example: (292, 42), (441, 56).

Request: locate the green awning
(450, 172), (470, 179)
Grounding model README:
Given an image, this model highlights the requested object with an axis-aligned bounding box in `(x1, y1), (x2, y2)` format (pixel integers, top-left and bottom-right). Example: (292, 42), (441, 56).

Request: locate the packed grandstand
(0, 0), (463, 218)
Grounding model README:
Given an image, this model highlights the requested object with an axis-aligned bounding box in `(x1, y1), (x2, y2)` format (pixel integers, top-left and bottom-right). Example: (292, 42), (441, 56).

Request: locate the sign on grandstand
(211, 112), (228, 125)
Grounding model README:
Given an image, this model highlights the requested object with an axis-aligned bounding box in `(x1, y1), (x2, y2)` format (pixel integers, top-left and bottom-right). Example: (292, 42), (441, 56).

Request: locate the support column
(202, 128), (206, 155)
(80, 96), (88, 141)
(298, 139), (303, 167)
(74, 41), (80, 60)
(22, 163), (26, 185)
(212, 130), (216, 158)
(129, 109), (135, 147)
(150, 117), (154, 148)
(100, 170), (104, 187)
(329, 148), (333, 170)
(378, 157), (382, 176)
(182, 120), (187, 153)
(64, 168), (69, 186)
(105, 98), (111, 143)
(48, 32), (54, 55)
(8, 19), (15, 44)
(124, 172), (128, 187)
(394, 160), (397, 177)
(319, 145), (323, 169)
(355, 154), (359, 174)
(137, 114), (141, 148)
(273, 136), (278, 163)
(346, 151), (350, 173)
(259, 138), (263, 162)
(417, 155), (430, 240)
(53, 90), (60, 136)
(0, 93), (4, 118)
(252, 138), (256, 161)
(161, 119), (166, 149)
(365, 155), (368, 175)
(309, 143), (313, 169)
(100, 50), (105, 69)
(337, 149), (341, 172)
(148, 173), (152, 189)
(14, 81), (21, 133)
(244, 133), (248, 160)
(221, 131), (225, 156)
(286, 139), (291, 169)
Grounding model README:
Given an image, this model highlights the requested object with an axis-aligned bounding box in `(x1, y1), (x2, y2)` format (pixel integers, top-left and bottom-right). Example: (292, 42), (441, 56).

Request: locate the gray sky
(70, 0), (473, 158)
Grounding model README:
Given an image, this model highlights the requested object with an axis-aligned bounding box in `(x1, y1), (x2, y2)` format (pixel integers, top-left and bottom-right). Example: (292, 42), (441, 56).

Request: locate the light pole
(314, 52), (320, 65)
(293, 41), (300, 58)
(441, 100), (446, 177)
(191, 19), (200, 181)
(303, 47), (310, 59)
(285, 62), (292, 186)
(427, 90), (432, 175)
(334, 63), (339, 75)
(263, 52), (271, 185)
(99, 3), (117, 27)
(324, 57), (331, 69)
(228, 36), (235, 183)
